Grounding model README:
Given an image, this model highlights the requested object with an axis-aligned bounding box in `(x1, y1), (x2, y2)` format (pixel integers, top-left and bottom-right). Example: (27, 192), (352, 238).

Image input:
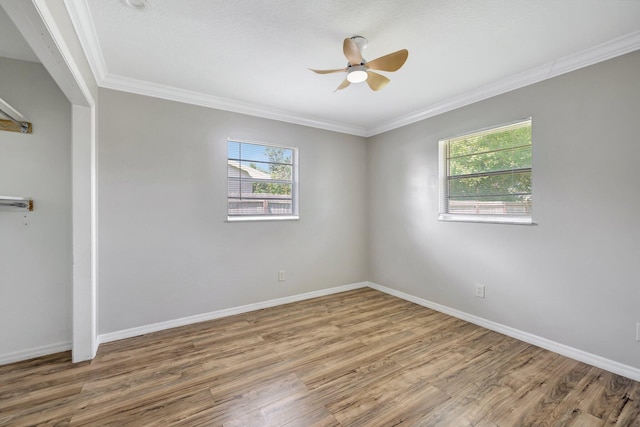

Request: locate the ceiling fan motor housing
(350, 36), (368, 54)
(347, 65), (368, 83)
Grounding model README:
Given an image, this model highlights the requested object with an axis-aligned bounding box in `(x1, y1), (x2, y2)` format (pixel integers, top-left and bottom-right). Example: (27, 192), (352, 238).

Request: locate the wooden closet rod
(0, 106), (32, 133)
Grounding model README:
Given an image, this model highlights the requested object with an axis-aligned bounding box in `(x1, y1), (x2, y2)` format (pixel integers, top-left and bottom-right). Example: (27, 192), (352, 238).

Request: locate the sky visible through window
(228, 141), (293, 174)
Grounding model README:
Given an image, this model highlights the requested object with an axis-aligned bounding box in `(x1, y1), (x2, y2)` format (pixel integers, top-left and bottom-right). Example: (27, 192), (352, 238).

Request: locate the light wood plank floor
(1, 288), (639, 426)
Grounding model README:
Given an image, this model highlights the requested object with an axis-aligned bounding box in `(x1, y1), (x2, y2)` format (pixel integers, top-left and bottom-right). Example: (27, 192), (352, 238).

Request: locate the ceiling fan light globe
(347, 66), (368, 83)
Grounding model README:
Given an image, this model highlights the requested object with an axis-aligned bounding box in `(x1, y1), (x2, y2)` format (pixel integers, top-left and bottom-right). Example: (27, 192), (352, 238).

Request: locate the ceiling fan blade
(366, 49), (409, 72)
(309, 68), (347, 74)
(343, 38), (363, 66)
(334, 78), (351, 92)
(366, 71), (390, 91)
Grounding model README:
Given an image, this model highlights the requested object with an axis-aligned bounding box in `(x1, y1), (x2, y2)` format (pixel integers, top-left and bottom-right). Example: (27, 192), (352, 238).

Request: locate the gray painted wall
(3, 49), (639, 373)
(368, 51), (640, 368)
(0, 57), (72, 357)
(97, 88), (369, 334)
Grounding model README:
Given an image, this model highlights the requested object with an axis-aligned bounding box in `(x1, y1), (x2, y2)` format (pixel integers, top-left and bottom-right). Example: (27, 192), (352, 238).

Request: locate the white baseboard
(98, 282), (368, 345)
(367, 282), (640, 382)
(8, 281), (639, 383)
(0, 341), (72, 366)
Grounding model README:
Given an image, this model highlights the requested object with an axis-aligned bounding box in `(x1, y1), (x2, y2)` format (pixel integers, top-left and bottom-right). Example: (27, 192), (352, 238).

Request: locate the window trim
(438, 118), (534, 225)
(227, 138), (299, 222)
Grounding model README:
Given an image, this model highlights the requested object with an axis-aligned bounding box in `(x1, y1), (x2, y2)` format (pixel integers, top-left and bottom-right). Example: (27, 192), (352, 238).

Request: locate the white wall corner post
(72, 104), (97, 362)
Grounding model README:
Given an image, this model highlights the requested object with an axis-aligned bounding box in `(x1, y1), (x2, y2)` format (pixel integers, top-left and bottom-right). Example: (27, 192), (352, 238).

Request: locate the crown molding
(101, 74), (368, 136)
(367, 30), (640, 137)
(63, 2), (639, 138)
(547, 30), (640, 77)
(65, 0), (366, 135)
(63, 0), (107, 83)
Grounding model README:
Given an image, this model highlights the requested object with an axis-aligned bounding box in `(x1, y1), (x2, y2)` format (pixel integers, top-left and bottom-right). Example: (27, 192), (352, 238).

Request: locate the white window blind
(227, 139), (298, 220)
(439, 118), (532, 224)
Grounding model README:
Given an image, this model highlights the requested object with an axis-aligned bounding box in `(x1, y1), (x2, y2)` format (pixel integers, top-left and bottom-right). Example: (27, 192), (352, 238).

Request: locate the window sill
(227, 215), (300, 223)
(438, 214), (535, 225)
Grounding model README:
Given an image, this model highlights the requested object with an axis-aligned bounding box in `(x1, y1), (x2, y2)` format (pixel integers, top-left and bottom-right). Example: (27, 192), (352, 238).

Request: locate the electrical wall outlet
(278, 270), (285, 282)
(475, 284), (485, 298)
(636, 322), (640, 342)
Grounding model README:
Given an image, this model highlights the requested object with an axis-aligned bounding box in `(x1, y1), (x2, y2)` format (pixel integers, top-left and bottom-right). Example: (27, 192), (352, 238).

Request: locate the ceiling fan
(310, 36), (408, 92)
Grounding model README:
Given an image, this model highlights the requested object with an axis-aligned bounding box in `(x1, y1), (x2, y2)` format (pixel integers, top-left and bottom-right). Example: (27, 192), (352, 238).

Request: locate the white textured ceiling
(72, 1), (640, 135)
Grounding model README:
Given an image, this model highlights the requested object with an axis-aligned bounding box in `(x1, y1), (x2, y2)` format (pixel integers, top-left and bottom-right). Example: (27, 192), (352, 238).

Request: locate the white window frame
(227, 138), (299, 222)
(438, 118), (533, 225)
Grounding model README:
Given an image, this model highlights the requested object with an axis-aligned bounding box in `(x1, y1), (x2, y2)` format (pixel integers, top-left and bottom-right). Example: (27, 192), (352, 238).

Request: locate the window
(227, 139), (298, 221)
(439, 118), (532, 224)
